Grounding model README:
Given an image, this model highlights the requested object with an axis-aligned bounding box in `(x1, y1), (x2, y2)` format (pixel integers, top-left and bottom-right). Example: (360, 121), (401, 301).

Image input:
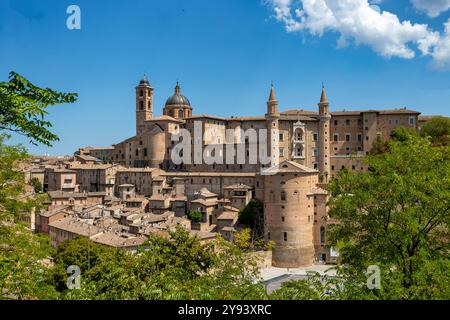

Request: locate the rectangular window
(284, 232), (288, 242)
(144, 148), (147, 157)
(357, 134), (362, 142)
(313, 133), (318, 141)
(279, 133), (284, 142)
(345, 119), (350, 126)
(333, 133), (339, 142)
(345, 133), (351, 142)
(279, 148), (284, 157)
(409, 116), (415, 126)
(334, 120), (338, 126)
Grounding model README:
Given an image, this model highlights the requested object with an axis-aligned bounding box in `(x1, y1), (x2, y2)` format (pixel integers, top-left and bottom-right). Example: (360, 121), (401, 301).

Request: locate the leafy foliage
(51, 227), (266, 300)
(0, 134), (29, 222)
(420, 116), (450, 146)
(233, 228), (274, 252)
(0, 135), (57, 299)
(187, 210), (202, 223)
(29, 177), (42, 193)
(0, 223), (58, 300)
(238, 199), (264, 234)
(0, 72), (78, 146)
(369, 126), (418, 155)
(327, 134), (450, 299)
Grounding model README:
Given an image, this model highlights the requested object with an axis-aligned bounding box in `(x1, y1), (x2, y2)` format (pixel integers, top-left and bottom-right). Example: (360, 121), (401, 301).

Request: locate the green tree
(0, 72), (77, 299)
(233, 228), (274, 252)
(0, 136), (57, 299)
(29, 177), (42, 193)
(369, 134), (389, 155)
(369, 127), (419, 155)
(390, 126), (419, 142)
(0, 72), (77, 146)
(187, 210), (202, 223)
(327, 135), (450, 299)
(233, 228), (252, 251)
(46, 237), (112, 292)
(238, 199), (264, 235)
(0, 134), (29, 222)
(420, 116), (450, 146)
(0, 223), (58, 299)
(55, 227), (267, 300)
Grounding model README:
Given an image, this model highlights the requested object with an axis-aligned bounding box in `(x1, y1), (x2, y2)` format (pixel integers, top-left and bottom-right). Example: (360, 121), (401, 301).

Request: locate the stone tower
(317, 84), (331, 182)
(136, 75), (154, 135)
(265, 84), (280, 168)
(262, 160), (317, 267)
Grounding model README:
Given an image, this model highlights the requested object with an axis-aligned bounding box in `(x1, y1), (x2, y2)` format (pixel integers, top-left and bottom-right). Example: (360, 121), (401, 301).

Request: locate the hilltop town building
(36, 76), (421, 266)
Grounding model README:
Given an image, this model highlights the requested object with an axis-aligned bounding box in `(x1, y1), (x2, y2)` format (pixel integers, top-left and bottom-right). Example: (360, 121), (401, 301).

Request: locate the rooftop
(224, 183), (252, 190)
(48, 191), (87, 199)
(262, 160), (318, 175)
(49, 217), (103, 237)
(217, 211), (238, 220)
(91, 233), (147, 248)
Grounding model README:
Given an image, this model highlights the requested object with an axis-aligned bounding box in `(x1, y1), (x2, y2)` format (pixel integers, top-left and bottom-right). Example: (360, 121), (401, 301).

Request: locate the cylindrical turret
(262, 161), (317, 267)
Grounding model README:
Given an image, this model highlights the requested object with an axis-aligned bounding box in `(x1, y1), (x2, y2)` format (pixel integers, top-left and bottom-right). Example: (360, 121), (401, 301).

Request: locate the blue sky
(1, 0), (449, 155)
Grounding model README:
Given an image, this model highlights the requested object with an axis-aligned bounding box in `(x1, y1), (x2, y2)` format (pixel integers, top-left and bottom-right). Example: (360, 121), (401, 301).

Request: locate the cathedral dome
(165, 82), (191, 107)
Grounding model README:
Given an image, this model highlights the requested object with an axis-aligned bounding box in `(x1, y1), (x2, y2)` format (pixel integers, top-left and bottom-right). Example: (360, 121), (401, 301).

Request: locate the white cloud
(267, 0), (450, 69)
(411, 0), (450, 18)
(431, 20), (450, 69)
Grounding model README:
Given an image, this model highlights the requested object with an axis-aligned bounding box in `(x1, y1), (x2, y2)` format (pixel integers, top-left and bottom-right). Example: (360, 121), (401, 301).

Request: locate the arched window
(148, 101), (151, 108)
(139, 90), (143, 97)
(295, 128), (304, 141)
(320, 226), (326, 244)
(179, 109), (184, 118)
(280, 191), (286, 201)
(295, 144), (304, 157)
(139, 101), (143, 110)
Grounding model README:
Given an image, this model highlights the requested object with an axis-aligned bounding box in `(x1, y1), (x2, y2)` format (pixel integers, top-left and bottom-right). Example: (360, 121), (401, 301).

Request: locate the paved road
(260, 264), (337, 294)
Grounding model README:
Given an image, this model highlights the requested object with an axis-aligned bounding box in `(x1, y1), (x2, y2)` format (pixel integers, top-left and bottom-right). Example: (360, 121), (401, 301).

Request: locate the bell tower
(265, 84), (280, 168)
(317, 83), (331, 181)
(136, 75), (154, 135)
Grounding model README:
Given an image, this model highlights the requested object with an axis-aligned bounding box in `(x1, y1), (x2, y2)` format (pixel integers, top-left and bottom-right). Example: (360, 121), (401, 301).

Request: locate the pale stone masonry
(65, 76), (425, 266)
(68, 163), (120, 196)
